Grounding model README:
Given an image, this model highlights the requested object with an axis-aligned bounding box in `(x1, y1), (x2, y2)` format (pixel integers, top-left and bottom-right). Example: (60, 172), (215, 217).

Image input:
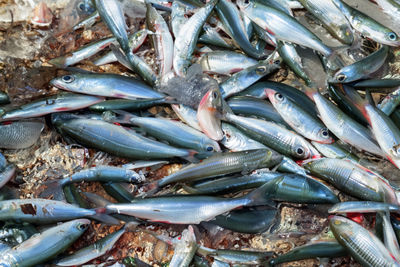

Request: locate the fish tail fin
(89, 208), (121, 225)
(341, 85), (370, 122)
(183, 150), (200, 163)
(103, 110), (138, 124)
(303, 85), (319, 100)
(164, 96), (178, 104)
(243, 177), (283, 208)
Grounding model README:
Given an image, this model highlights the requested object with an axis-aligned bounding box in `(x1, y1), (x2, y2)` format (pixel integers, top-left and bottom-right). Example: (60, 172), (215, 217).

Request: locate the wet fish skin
(329, 46), (389, 83)
(60, 166), (144, 187)
(72, 10), (100, 31)
(331, 0), (400, 46)
(219, 53), (281, 98)
(277, 41), (311, 85)
(50, 73), (164, 99)
(0, 199), (96, 223)
(48, 36), (116, 67)
(172, 104), (202, 131)
(223, 113), (318, 159)
(106, 178), (279, 224)
(311, 141), (360, 163)
(305, 87), (384, 157)
(266, 88), (334, 144)
(220, 122), (267, 152)
(378, 86), (400, 116)
(237, 0), (332, 56)
(197, 245), (274, 265)
(0, 92), (10, 105)
(118, 112), (221, 153)
(94, 0), (130, 53)
(0, 153), (15, 190)
(269, 241), (347, 266)
(0, 219), (90, 267)
(215, 0), (263, 59)
(155, 148), (282, 188)
(173, 0), (218, 76)
(0, 93), (104, 121)
(238, 81), (318, 118)
(297, 0), (354, 45)
(211, 207), (278, 234)
(89, 97), (171, 112)
(329, 201), (400, 214)
(330, 215), (400, 267)
(55, 224), (129, 266)
(170, 226), (198, 267)
(303, 158), (397, 203)
(94, 29), (149, 66)
(0, 120), (44, 149)
(200, 51), (258, 75)
(146, 4), (174, 77)
(52, 114), (194, 160)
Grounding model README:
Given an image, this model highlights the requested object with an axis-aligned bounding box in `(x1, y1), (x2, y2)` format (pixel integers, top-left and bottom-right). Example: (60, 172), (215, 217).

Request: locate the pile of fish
(1, 0), (400, 265)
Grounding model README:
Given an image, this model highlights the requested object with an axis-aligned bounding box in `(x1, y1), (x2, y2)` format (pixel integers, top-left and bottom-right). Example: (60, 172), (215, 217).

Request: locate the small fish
(329, 201), (400, 214)
(50, 73), (164, 99)
(170, 226), (198, 267)
(0, 153), (15, 190)
(106, 178), (280, 224)
(0, 219), (90, 267)
(329, 46), (389, 83)
(331, 0), (400, 46)
(200, 51), (258, 75)
(330, 215), (400, 266)
(0, 93), (104, 121)
(266, 88), (334, 144)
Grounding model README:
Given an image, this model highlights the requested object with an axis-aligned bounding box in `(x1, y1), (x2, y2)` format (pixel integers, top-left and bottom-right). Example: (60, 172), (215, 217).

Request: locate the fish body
(0, 219), (89, 267)
(0, 120), (44, 149)
(330, 215), (400, 267)
(51, 73), (164, 99)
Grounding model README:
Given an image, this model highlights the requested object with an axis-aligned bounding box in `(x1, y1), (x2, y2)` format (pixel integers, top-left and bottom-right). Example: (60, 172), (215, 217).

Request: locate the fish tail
(341, 85), (370, 121)
(164, 96), (178, 104)
(183, 150), (200, 163)
(108, 110), (138, 124)
(302, 85), (319, 100)
(243, 177), (283, 207)
(89, 208), (121, 225)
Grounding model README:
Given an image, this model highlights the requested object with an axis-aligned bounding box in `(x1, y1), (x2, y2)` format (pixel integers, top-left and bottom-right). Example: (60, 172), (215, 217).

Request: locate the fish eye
(296, 147), (304, 156)
(274, 93), (284, 101)
(274, 59), (281, 65)
(62, 75), (74, 83)
(320, 129), (329, 138)
(212, 91), (218, 99)
(78, 2), (85, 11)
(77, 223), (87, 231)
(388, 32), (397, 41)
(244, 0), (250, 4)
(256, 66), (266, 74)
(336, 74), (346, 82)
(206, 146), (214, 152)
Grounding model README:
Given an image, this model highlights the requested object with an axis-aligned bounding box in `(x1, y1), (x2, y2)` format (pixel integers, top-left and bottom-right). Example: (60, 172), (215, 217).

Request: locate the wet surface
(0, 0), (399, 266)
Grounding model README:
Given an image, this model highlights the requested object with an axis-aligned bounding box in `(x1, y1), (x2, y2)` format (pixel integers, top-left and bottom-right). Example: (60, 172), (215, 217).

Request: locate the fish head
(314, 128), (335, 144)
(50, 74), (82, 92)
(337, 25), (354, 45)
(292, 143), (311, 159)
(382, 31), (400, 46)
(265, 88), (287, 106)
(330, 69), (351, 83)
(197, 88), (224, 140)
(201, 139), (221, 152)
(72, 218), (91, 233)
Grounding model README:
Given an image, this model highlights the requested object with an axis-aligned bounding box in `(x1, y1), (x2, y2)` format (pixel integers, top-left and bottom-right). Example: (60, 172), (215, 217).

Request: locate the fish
(329, 215), (400, 267)
(0, 153), (15, 190)
(0, 120), (44, 149)
(329, 46), (389, 83)
(0, 93), (104, 121)
(50, 73), (164, 99)
(0, 219), (90, 267)
(169, 226), (198, 267)
(266, 88), (334, 143)
(146, 4), (174, 77)
(237, 0), (332, 57)
(331, 0), (400, 46)
(106, 178), (280, 224)
(52, 113), (196, 160)
(173, 0), (218, 76)
(200, 51), (258, 75)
